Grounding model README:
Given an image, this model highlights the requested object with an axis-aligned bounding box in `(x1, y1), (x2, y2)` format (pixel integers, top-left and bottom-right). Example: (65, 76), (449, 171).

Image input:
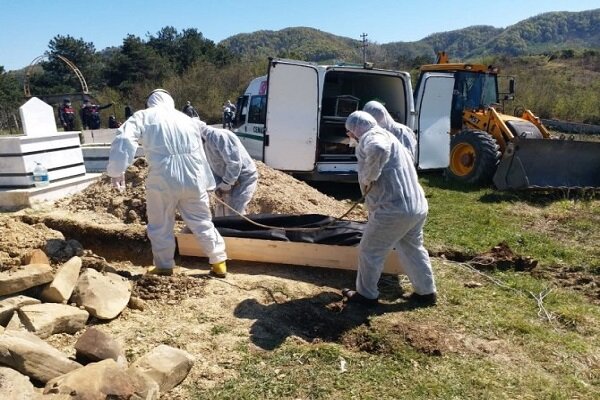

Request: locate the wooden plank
(176, 234), (403, 274)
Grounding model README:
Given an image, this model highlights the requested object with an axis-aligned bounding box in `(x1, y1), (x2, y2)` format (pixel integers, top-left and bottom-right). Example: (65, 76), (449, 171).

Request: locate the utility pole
(359, 33), (369, 65)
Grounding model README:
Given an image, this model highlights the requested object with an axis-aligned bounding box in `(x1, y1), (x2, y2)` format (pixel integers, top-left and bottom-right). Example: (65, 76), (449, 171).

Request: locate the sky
(1, 0), (599, 71)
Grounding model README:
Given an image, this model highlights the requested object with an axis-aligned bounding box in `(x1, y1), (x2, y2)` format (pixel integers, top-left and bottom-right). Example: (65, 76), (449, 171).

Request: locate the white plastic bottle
(32, 162), (49, 187)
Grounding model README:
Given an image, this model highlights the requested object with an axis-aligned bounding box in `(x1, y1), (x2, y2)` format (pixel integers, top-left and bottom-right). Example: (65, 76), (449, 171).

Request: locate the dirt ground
(2, 159), (597, 398)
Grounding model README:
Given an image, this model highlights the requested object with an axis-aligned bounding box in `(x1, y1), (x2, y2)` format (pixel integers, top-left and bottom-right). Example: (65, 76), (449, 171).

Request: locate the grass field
(190, 177), (599, 399)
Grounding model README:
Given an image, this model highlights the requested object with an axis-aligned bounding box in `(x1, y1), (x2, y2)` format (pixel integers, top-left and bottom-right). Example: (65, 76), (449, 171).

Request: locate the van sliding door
(264, 61), (319, 171)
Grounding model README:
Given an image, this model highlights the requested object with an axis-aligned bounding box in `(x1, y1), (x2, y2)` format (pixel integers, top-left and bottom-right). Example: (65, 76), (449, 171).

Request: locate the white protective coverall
(363, 100), (417, 162)
(200, 126), (258, 217)
(345, 111), (436, 300)
(106, 90), (227, 268)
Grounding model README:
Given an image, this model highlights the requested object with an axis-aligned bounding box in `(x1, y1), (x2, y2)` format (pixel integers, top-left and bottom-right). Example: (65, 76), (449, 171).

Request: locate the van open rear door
(414, 72), (455, 169)
(264, 59), (319, 171)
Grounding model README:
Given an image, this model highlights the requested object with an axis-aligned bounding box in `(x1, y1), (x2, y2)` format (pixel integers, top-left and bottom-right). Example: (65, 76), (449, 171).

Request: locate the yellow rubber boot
(210, 261), (227, 278)
(146, 266), (174, 276)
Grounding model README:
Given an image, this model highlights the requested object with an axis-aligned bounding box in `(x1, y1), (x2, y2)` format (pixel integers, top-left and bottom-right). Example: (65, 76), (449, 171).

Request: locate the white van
(233, 58), (454, 181)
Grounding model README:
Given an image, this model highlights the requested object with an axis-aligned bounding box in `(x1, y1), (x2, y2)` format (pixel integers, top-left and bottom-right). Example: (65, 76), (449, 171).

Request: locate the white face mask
(348, 137), (359, 148)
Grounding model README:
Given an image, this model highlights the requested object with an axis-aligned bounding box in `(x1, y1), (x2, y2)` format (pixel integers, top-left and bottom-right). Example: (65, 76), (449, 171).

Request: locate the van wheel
(447, 130), (500, 185)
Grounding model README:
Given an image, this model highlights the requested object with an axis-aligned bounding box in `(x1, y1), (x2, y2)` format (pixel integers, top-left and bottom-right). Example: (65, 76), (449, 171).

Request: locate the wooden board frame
(176, 234), (403, 274)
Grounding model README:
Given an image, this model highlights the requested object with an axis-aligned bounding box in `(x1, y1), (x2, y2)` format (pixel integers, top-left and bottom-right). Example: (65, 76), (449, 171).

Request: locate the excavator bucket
(493, 139), (600, 190)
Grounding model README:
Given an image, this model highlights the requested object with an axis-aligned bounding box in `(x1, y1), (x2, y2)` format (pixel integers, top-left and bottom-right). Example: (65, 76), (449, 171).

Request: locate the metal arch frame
(23, 54), (89, 97)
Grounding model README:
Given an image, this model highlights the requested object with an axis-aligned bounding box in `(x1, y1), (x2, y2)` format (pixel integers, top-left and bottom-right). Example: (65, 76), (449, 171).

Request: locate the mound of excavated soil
(133, 274), (207, 301)
(57, 159), (367, 223)
(433, 242), (538, 272)
(0, 216), (64, 270)
(56, 158), (149, 224)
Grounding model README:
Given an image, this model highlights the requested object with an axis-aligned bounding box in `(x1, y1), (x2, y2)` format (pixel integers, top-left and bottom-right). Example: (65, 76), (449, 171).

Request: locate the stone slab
(82, 144), (144, 172)
(0, 133), (80, 154)
(0, 147), (84, 174)
(41, 256), (82, 303)
(0, 366), (36, 400)
(18, 303), (89, 339)
(0, 165), (86, 188)
(0, 264), (53, 297)
(0, 173), (102, 211)
(81, 128), (119, 144)
(132, 344), (194, 392)
(19, 97), (57, 136)
(0, 329), (82, 383)
(0, 295), (41, 326)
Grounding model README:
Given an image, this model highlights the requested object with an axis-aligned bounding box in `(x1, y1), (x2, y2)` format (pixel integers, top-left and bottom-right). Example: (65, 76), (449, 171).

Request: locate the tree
(0, 66), (21, 108)
(105, 35), (172, 92)
(146, 27), (236, 72)
(34, 35), (101, 93)
(0, 66), (22, 133)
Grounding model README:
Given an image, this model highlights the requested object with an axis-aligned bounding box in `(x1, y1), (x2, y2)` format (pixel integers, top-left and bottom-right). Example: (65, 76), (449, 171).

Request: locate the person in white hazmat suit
(363, 100), (417, 162)
(342, 111), (437, 306)
(106, 89), (228, 278)
(199, 125), (258, 217)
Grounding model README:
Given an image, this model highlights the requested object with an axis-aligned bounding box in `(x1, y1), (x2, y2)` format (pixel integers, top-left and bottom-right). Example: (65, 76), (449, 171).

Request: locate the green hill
(219, 9), (600, 63)
(221, 27), (361, 63)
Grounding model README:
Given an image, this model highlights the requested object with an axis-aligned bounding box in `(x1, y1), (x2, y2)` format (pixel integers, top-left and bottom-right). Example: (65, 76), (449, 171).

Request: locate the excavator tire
(447, 130), (500, 185)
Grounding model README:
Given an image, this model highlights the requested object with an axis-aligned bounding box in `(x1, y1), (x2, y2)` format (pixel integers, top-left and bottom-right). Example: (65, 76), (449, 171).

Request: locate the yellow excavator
(419, 52), (600, 190)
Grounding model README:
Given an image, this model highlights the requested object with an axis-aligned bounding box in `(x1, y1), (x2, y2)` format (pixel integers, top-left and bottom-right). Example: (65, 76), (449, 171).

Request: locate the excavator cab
(449, 70), (498, 130)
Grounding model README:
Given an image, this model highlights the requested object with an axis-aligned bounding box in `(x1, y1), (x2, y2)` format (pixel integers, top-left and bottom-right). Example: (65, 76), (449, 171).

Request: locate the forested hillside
(1, 9), (599, 131)
(220, 9), (600, 63)
(222, 27), (359, 62)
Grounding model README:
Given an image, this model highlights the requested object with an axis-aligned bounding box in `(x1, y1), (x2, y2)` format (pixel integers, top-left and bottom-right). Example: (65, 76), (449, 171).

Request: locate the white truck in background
(232, 58), (455, 181)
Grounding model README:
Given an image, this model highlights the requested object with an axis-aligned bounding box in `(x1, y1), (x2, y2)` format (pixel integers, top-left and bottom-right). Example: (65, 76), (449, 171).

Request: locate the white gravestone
(19, 97), (57, 136)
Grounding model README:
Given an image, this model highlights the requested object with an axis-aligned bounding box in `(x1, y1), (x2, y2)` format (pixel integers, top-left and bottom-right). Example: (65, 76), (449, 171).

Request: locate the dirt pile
(468, 242), (538, 271)
(132, 274), (207, 301)
(248, 162), (366, 219)
(0, 216), (64, 270)
(56, 158), (148, 224)
(57, 158), (367, 223)
(435, 242), (538, 272)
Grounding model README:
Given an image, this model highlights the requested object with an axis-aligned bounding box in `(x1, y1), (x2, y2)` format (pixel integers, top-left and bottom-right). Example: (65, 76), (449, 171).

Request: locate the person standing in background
(58, 98), (76, 131)
(182, 101), (200, 119)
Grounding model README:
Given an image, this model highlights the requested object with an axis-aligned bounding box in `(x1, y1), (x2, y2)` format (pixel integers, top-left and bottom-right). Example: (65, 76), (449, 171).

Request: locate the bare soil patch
(532, 265), (600, 305)
(133, 274), (208, 301)
(434, 241), (538, 271)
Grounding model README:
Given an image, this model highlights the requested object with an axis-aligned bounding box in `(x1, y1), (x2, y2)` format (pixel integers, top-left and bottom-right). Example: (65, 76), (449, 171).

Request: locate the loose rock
(43, 358), (159, 400)
(75, 327), (126, 365)
(72, 268), (132, 320)
(132, 344), (195, 393)
(0, 366), (36, 400)
(41, 256), (82, 303)
(0, 295), (40, 326)
(0, 330), (82, 383)
(17, 303), (89, 339)
(0, 264), (53, 297)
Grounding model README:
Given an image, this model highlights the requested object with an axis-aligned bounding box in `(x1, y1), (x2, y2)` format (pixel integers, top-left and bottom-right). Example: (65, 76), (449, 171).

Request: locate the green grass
(195, 267), (599, 399)
(190, 176), (600, 399)
(421, 173), (600, 267)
